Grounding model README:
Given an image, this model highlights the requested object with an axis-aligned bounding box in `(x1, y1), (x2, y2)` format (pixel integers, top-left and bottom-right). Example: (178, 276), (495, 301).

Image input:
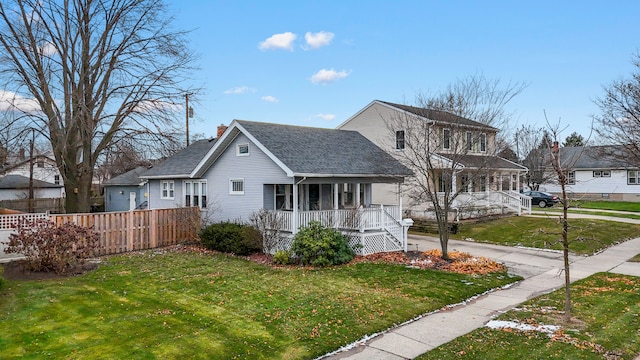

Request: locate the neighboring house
(1, 154), (63, 187)
(538, 145), (640, 202)
(103, 167), (150, 211)
(141, 120), (414, 255)
(0, 174), (64, 201)
(337, 100), (530, 217)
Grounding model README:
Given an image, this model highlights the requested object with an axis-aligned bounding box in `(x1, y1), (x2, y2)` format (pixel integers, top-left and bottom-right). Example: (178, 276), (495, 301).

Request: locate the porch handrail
(272, 205), (402, 233)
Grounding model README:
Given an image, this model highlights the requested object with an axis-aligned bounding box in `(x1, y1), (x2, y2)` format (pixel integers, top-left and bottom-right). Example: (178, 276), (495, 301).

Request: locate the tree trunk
(62, 165), (93, 214)
(561, 182), (572, 322)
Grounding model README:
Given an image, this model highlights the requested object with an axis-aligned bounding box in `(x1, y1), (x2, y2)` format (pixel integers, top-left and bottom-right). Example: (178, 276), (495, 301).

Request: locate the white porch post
(333, 183), (339, 209)
(398, 183), (402, 212)
(293, 180), (299, 235)
(498, 173), (503, 191)
(355, 183), (361, 206)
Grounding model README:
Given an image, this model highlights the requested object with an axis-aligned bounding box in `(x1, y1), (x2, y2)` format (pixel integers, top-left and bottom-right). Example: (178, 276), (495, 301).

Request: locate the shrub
(199, 222), (263, 256)
(3, 219), (101, 274)
(273, 250), (292, 265)
(290, 221), (354, 267)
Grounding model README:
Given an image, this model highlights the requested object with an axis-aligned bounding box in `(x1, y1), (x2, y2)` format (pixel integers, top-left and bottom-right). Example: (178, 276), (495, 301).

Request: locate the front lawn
(629, 254), (640, 262)
(571, 200), (640, 212)
(0, 249), (518, 359)
(452, 217), (640, 255)
(419, 273), (640, 359)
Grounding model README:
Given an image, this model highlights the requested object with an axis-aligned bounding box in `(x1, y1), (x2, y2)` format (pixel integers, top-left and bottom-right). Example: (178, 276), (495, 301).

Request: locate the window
(395, 130), (405, 150)
(237, 144), (249, 156)
(54, 175), (60, 185)
(465, 132), (472, 151)
(184, 182), (191, 206)
(36, 160), (44, 168)
(480, 133), (486, 152)
(275, 184), (292, 210)
(567, 171), (575, 185)
(442, 128), (451, 150)
(161, 180), (174, 199)
(229, 178), (244, 195)
(593, 170), (611, 177)
(185, 181), (208, 208)
(628, 170), (640, 185)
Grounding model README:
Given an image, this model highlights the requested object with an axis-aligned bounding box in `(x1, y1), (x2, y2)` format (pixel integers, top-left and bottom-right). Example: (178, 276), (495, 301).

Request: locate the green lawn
(571, 200), (640, 212)
(629, 254), (640, 262)
(419, 273), (640, 359)
(540, 207), (640, 220)
(0, 250), (518, 359)
(449, 217), (640, 255)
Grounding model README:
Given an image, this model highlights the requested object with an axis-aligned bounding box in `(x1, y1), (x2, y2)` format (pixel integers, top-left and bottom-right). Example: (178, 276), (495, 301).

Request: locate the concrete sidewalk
(323, 235), (640, 359)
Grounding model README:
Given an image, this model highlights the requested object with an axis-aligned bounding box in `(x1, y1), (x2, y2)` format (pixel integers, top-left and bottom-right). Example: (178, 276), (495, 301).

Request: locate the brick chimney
(217, 124), (228, 139)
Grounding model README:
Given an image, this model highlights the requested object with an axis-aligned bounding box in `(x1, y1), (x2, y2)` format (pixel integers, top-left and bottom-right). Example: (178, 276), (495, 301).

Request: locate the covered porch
(263, 177), (412, 255)
(428, 168), (532, 218)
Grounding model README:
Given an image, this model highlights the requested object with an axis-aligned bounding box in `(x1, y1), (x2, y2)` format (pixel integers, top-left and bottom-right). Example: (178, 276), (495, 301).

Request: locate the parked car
(522, 191), (560, 208)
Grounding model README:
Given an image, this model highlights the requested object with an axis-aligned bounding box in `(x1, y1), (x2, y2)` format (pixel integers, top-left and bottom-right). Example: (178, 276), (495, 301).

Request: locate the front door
(129, 192), (136, 211)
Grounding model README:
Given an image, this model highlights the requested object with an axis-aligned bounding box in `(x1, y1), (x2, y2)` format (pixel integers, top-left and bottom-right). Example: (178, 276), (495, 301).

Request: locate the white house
(539, 145), (640, 202)
(0, 174), (64, 201)
(337, 100), (530, 218)
(140, 120), (414, 255)
(1, 154), (63, 187)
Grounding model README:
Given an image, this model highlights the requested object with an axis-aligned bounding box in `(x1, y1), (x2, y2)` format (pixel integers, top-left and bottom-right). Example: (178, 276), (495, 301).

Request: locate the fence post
(150, 209), (158, 248)
(128, 210), (134, 251)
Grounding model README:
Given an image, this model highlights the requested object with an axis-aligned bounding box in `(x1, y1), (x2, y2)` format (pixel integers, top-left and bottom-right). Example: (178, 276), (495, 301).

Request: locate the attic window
(395, 130), (405, 150)
(36, 160), (44, 168)
(237, 144), (249, 156)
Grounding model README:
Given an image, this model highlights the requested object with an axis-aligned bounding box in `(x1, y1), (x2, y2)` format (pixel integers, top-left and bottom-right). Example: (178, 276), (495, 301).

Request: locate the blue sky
(169, 1), (640, 143)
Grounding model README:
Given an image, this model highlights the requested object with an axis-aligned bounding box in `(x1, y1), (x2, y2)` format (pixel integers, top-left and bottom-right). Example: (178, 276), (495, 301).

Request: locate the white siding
(203, 133), (290, 223)
(543, 169), (640, 197)
(5, 158), (63, 186)
(0, 187), (63, 201)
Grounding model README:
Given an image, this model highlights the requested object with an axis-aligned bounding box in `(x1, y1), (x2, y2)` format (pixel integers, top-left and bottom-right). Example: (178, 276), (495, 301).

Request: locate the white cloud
(304, 31), (335, 49)
(313, 113), (335, 121)
(310, 68), (350, 85)
(223, 86), (255, 95)
(39, 42), (57, 56)
(0, 90), (41, 112)
(258, 32), (297, 51)
(261, 95), (278, 103)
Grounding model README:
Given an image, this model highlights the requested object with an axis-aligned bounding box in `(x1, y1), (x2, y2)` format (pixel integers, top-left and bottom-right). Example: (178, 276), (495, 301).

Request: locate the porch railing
(274, 205), (402, 233)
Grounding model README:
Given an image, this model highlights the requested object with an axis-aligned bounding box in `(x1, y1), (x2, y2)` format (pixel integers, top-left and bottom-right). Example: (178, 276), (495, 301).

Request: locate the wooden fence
(0, 198), (64, 213)
(0, 207), (200, 257)
(50, 207), (201, 256)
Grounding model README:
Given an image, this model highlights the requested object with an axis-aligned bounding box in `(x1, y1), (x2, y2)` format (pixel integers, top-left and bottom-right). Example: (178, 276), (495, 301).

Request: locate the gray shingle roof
(141, 139), (217, 178)
(555, 145), (632, 169)
(0, 175), (62, 189)
(450, 154), (527, 170)
(237, 120), (412, 176)
(103, 166), (148, 186)
(379, 100), (497, 131)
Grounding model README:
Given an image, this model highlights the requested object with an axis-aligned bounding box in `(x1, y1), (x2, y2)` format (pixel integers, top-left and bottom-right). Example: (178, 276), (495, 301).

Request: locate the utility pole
(185, 93), (194, 146)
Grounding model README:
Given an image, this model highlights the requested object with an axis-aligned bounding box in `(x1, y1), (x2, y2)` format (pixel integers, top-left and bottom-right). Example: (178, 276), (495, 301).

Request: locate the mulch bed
(0, 245), (505, 282)
(1, 260), (99, 281)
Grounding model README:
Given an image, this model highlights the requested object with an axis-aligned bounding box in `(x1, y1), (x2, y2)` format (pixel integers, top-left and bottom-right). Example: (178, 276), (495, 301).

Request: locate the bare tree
(0, 0), (197, 212)
(386, 77), (526, 259)
(543, 118), (583, 323)
(249, 209), (285, 254)
(594, 53), (640, 165)
(517, 125), (553, 190)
